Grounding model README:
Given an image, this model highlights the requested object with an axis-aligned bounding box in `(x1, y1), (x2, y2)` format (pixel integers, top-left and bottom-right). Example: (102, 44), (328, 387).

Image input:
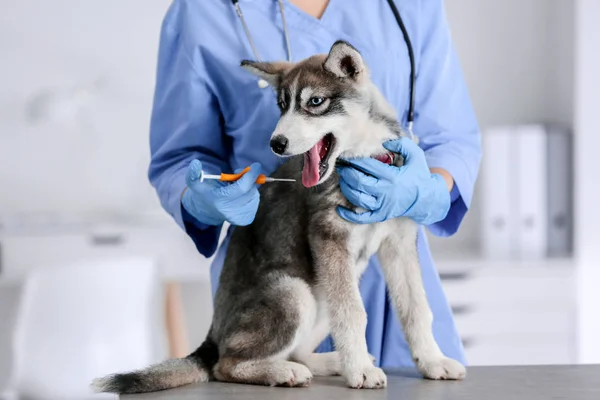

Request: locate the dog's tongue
(302, 140), (323, 188)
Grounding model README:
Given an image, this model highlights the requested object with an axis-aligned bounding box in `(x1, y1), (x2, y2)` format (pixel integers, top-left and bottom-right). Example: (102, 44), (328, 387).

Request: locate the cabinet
(0, 221), (215, 283)
(438, 259), (576, 366)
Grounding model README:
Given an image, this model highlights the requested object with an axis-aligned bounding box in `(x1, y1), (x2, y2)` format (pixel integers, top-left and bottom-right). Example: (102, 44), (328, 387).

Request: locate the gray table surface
(121, 364), (600, 400)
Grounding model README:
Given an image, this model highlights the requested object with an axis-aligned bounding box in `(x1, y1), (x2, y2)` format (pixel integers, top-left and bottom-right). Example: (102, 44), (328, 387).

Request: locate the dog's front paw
(417, 357), (466, 380)
(344, 365), (387, 389)
(275, 362), (313, 387)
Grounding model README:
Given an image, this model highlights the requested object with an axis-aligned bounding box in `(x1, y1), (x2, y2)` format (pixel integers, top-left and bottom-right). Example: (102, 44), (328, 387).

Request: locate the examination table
(122, 364), (600, 399)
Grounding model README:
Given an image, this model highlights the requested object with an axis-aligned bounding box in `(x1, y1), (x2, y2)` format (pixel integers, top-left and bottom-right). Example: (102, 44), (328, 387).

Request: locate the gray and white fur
(91, 40), (465, 394)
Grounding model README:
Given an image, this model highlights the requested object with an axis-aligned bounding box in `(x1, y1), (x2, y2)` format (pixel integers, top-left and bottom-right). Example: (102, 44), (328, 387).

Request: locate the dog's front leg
(312, 237), (386, 389)
(378, 221), (466, 380)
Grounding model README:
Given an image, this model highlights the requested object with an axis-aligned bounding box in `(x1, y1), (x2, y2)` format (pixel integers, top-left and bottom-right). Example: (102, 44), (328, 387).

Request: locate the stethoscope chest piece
(257, 78), (269, 89)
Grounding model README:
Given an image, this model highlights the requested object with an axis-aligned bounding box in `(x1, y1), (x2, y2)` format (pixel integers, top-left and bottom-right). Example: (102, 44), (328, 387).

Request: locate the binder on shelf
(546, 125), (573, 258)
(481, 126), (516, 260)
(515, 124), (548, 261)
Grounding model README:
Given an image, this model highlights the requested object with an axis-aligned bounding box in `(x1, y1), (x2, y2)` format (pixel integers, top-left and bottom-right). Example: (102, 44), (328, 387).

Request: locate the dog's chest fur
(347, 221), (396, 276)
(307, 173), (399, 278)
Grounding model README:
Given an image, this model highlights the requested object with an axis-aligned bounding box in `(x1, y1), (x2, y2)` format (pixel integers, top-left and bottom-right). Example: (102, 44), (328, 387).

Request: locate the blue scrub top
(148, 0), (481, 368)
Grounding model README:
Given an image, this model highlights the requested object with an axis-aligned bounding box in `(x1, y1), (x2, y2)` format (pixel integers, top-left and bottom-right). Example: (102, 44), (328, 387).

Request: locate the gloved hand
(336, 137), (451, 225)
(182, 160), (263, 226)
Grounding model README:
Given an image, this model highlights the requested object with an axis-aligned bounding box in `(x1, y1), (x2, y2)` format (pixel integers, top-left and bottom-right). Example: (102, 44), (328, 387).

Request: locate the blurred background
(0, 0), (599, 398)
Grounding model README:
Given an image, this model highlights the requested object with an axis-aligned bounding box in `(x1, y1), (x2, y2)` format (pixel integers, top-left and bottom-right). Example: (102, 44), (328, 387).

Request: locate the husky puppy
(92, 40), (466, 394)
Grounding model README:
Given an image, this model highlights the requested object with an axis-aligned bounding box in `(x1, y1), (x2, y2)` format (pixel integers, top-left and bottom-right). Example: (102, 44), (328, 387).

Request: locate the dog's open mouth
(302, 133), (336, 188)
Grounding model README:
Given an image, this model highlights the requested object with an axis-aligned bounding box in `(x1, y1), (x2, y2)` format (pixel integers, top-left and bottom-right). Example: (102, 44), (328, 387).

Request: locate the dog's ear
(240, 60), (292, 88)
(323, 40), (365, 81)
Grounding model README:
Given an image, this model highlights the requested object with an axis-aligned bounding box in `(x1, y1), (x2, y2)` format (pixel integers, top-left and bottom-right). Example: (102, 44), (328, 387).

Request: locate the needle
(259, 177), (296, 183)
(200, 166), (295, 184)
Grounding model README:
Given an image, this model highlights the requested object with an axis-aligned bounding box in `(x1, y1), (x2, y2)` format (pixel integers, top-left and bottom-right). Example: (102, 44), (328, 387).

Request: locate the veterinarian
(148, 0), (481, 368)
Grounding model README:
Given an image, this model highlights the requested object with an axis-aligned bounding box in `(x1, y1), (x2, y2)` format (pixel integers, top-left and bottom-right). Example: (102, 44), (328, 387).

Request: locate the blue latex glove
(336, 137), (451, 225)
(182, 160), (263, 226)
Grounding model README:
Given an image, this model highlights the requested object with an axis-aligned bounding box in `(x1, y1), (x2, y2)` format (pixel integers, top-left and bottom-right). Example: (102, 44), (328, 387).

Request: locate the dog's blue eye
(309, 97), (324, 106)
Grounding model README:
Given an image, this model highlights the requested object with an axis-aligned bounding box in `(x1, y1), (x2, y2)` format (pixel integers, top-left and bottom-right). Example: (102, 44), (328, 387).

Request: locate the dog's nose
(270, 135), (289, 155)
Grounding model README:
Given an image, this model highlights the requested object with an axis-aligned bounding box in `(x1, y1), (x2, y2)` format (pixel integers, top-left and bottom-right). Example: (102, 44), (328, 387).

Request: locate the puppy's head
(242, 40), (382, 188)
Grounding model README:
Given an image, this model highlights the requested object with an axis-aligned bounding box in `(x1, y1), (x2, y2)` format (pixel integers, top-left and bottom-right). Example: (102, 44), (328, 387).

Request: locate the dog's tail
(91, 336), (219, 394)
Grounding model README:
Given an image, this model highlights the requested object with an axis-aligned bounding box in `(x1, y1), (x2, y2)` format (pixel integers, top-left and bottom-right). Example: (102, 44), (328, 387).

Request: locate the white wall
(574, 0), (600, 364)
(0, 0), (171, 224)
(545, 0), (575, 126)
(447, 0), (556, 128)
(429, 0), (574, 257)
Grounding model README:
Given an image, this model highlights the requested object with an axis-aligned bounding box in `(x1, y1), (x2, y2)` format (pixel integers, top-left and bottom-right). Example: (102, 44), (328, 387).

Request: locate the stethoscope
(231, 0), (416, 136)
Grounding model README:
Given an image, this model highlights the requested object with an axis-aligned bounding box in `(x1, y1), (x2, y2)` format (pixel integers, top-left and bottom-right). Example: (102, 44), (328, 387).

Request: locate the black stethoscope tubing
(385, 0), (416, 132)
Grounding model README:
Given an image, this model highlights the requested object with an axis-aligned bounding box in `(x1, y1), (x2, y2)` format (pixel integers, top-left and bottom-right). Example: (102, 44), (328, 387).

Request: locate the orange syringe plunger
(201, 166), (295, 184)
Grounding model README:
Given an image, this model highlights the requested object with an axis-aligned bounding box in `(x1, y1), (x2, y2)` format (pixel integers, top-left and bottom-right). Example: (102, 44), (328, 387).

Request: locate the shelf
(434, 251), (575, 274)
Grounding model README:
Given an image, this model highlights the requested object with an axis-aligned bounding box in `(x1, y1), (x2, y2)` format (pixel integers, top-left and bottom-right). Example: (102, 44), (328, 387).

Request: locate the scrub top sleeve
(412, 0), (482, 237)
(148, 20), (230, 258)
